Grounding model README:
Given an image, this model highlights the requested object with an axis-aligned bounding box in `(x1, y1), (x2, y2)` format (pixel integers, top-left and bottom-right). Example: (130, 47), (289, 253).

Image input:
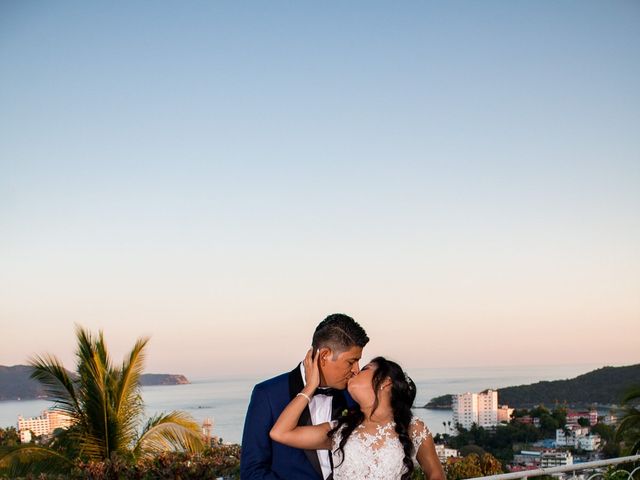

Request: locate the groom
(241, 313), (369, 479)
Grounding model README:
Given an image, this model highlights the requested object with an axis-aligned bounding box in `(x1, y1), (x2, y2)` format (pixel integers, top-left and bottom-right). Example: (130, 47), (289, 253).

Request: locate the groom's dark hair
(312, 313), (369, 356)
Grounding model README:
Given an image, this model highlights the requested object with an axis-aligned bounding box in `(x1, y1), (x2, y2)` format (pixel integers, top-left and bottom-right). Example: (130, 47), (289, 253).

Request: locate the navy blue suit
(240, 365), (351, 480)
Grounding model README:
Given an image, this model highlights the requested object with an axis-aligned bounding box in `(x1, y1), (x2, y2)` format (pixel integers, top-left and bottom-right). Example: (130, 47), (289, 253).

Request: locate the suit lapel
(288, 365), (322, 478)
(331, 391), (348, 420)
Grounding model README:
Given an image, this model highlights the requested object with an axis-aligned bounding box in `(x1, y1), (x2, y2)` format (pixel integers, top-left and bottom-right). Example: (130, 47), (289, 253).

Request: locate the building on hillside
(434, 444), (459, 463)
(498, 405), (514, 423)
(556, 426), (601, 451)
(578, 434), (602, 451)
(513, 450), (542, 467)
(540, 450), (573, 468)
(566, 409), (598, 426)
(452, 389), (499, 430)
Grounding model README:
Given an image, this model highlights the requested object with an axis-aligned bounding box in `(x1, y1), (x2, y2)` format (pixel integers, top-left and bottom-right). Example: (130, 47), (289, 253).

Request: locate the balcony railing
(476, 454), (640, 480)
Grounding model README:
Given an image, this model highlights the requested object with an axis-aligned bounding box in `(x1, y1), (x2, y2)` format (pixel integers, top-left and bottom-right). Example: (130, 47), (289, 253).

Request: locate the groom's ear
(318, 347), (332, 366)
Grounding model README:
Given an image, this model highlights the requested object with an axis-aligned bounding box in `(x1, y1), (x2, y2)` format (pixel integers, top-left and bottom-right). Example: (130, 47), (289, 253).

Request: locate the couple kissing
(241, 313), (446, 480)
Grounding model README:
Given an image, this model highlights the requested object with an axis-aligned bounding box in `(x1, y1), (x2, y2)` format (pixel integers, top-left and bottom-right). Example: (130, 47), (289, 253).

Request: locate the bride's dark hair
(328, 356), (417, 480)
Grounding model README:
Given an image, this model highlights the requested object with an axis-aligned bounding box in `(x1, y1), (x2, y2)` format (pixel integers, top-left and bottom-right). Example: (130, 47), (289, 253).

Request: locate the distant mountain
(0, 365), (190, 401)
(0, 366), (43, 401)
(422, 363), (640, 409)
(139, 373), (189, 386)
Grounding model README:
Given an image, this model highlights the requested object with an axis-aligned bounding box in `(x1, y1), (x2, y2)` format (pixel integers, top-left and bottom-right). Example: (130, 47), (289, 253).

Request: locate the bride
(270, 349), (446, 480)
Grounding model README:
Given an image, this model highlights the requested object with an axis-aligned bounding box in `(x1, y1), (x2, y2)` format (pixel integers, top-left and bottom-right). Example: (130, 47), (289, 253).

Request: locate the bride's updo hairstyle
(329, 356), (418, 480)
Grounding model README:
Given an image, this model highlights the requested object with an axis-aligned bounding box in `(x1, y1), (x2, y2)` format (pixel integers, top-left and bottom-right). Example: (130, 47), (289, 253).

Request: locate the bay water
(0, 363), (600, 444)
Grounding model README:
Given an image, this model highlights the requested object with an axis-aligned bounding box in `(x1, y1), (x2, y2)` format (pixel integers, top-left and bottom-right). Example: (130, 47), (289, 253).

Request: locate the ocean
(0, 363), (600, 444)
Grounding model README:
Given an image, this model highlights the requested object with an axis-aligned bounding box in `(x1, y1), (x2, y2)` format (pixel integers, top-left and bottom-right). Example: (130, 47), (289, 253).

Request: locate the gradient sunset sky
(1, 1), (638, 377)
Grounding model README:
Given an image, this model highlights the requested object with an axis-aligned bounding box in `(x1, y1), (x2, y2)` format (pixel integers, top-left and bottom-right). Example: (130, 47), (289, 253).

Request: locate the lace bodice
(331, 416), (431, 480)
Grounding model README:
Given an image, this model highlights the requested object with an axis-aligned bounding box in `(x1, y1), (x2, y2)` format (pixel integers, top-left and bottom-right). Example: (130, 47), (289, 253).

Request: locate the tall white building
(452, 389), (499, 430)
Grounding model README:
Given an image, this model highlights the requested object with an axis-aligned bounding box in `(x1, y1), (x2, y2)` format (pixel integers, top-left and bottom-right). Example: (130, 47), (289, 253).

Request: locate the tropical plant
(0, 428), (19, 448)
(445, 452), (502, 480)
(0, 326), (203, 476)
(615, 385), (640, 455)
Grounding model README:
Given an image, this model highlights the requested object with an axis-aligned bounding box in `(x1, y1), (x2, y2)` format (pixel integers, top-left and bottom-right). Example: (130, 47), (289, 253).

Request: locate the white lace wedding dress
(330, 416), (432, 479)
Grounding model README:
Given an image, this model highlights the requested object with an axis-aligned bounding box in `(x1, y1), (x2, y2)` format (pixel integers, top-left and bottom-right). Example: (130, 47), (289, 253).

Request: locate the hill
(423, 363), (640, 409)
(0, 365), (189, 401)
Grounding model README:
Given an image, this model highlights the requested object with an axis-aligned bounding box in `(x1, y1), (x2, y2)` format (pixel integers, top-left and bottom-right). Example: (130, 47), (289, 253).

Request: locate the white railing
(477, 454), (640, 480)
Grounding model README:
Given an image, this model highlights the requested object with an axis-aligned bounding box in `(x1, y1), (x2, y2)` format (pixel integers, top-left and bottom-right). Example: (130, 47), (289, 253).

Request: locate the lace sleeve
(409, 417), (432, 453)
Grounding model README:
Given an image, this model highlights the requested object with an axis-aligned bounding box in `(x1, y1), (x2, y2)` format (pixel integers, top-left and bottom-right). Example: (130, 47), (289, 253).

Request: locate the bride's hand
(303, 347), (320, 392)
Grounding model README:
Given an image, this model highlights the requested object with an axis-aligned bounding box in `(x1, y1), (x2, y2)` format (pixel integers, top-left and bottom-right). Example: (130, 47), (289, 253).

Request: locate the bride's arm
(269, 349), (333, 450)
(411, 419), (446, 480)
(416, 435), (445, 480)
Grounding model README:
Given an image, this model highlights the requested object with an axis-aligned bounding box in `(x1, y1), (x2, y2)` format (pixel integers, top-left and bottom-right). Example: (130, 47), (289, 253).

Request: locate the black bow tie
(313, 387), (340, 397)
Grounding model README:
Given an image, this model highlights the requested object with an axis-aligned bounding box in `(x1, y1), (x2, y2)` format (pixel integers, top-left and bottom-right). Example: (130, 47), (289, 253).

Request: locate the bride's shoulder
(408, 417), (432, 447)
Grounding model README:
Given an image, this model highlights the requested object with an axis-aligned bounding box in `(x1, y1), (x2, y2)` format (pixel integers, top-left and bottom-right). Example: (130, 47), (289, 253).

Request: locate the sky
(1, 1), (638, 378)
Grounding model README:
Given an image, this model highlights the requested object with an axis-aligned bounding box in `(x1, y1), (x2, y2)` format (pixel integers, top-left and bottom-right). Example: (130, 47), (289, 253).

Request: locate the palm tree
(615, 385), (640, 455)
(0, 326), (203, 475)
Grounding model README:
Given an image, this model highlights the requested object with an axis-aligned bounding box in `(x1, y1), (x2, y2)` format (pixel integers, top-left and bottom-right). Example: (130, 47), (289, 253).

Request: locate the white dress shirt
(300, 362), (333, 480)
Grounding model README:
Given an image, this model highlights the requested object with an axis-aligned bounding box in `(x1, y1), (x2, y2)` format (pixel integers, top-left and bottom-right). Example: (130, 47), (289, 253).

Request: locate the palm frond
(29, 353), (81, 419)
(622, 386), (640, 405)
(74, 325), (114, 460)
(0, 445), (74, 476)
(114, 336), (149, 447)
(133, 411), (204, 459)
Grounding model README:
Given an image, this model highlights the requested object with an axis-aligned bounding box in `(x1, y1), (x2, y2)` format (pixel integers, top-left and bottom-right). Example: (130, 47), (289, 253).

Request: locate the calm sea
(0, 363), (600, 444)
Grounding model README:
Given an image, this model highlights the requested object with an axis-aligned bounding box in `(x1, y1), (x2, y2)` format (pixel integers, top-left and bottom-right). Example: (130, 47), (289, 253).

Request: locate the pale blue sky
(1, 1), (638, 377)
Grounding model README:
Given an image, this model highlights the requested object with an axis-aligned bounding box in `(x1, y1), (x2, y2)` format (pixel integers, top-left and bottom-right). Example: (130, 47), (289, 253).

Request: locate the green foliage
(0, 428), (19, 448)
(589, 422), (621, 459)
(0, 326), (204, 476)
(448, 420), (543, 464)
(615, 385), (640, 455)
(424, 394), (453, 408)
(498, 364), (640, 408)
(460, 445), (486, 457)
(0, 444), (241, 479)
(577, 417), (590, 427)
(445, 453), (503, 480)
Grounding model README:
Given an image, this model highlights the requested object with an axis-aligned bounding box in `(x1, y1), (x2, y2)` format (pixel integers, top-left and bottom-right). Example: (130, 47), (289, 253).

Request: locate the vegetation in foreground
(0, 326), (203, 477)
(0, 444), (240, 480)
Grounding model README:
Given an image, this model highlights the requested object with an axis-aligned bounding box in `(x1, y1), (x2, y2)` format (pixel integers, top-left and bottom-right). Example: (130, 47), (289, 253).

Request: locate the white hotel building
(17, 409), (74, 443)
(452, 389), (499, 430)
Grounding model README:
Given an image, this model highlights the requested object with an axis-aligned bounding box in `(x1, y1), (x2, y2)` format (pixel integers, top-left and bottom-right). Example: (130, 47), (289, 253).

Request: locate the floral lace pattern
(331, 417), (431, 479)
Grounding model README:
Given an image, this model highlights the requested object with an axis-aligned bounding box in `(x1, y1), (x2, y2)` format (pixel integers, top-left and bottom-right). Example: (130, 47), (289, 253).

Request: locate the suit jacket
(240, 365), (352, 480)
